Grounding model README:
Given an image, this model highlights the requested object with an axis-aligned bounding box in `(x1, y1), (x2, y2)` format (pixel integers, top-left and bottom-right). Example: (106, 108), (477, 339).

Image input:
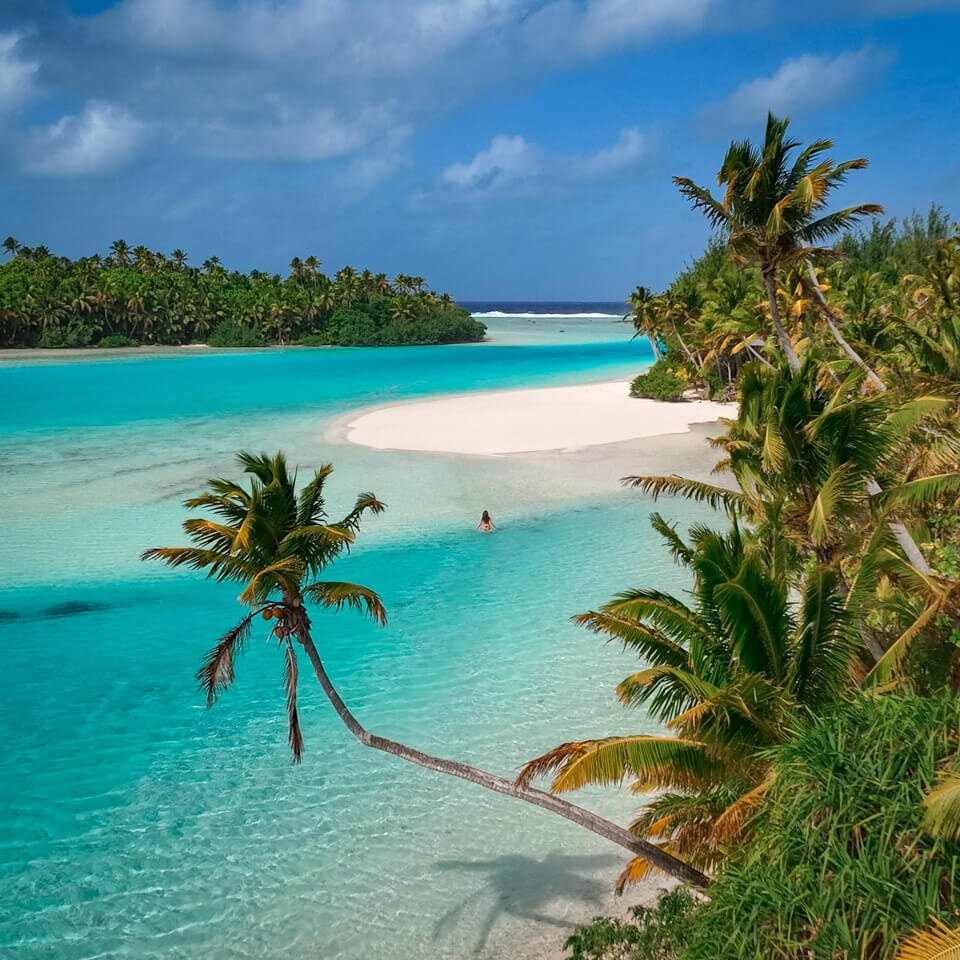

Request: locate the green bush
(560, 693), (960, 960)
(297, 333), (328, 347)
(207, 320), (266, 347)
(327, 307), (379, 346)
(98, 334), (139, 348)
(325, 304), (486, 347)
(38, 319), (98, 348)
(630, 360), (687, 399)
(685, 692), (960, 960)
(564, 888), (700, 960)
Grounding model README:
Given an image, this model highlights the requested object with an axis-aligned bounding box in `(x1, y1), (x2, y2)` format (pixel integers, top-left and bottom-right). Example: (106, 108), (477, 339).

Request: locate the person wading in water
(477, 510), (496, 532)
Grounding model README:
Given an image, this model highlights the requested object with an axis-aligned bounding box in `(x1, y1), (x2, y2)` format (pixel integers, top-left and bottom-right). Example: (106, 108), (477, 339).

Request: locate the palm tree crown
(142, 451), (385, 762)
(674, 113), (882, 370)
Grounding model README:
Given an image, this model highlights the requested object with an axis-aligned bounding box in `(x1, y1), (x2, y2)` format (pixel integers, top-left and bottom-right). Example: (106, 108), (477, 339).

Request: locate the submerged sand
(343, 379), (733, 456)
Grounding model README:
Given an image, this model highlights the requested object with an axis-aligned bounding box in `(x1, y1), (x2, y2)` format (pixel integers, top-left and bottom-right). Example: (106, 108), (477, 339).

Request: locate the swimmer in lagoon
(477, 510), (496, 532)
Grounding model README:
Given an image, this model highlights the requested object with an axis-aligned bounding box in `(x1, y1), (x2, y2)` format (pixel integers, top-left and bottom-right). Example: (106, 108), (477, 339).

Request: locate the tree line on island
(143, 114), (960, 960)
(0, 240), (485, 349)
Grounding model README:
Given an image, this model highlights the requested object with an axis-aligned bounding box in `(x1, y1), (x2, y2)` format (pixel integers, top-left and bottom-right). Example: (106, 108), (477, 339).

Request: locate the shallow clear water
(0, 322), (709, 959)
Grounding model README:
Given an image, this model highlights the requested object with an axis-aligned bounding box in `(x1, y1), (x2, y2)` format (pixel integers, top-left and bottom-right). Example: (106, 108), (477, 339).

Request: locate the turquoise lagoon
(0, 318), (711, 959)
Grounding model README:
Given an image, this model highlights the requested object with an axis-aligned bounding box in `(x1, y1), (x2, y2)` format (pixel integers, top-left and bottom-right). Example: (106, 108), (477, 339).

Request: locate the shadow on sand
(432, 851), (618, 953)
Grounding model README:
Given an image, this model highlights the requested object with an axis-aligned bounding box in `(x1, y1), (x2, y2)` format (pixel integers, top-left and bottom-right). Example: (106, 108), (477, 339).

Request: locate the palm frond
(921, 771), (960, 840)
(623, 474), (744, 512)
(196, 614), (255, 706)
(573, 610), (687, 667)
(517, 736), (724, 794)
(304, 581), (387, 625)
(284, 638), (304, 764)
(893, 918), (960, 960)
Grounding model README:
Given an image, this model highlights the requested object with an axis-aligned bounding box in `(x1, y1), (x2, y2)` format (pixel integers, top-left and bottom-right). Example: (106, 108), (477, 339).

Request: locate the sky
(0, 1), (958, 299)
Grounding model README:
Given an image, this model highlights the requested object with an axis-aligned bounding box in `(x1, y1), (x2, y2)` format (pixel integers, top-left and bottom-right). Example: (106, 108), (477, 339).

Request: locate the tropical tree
(625, 285), (663, 359)
(674, 112), (882, 372)
(142, 452), (709, 888)
(518, 517), (855, 888)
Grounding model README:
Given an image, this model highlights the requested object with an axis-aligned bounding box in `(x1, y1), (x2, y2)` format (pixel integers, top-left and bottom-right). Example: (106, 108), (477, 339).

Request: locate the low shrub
(297, 334), (328, 346)
(98, 334), (140, 348)
(564, 888), (700, 960)
(38, 320), (98, 348)
(630, 360), (687, 399)
(207, 320), (266, 348)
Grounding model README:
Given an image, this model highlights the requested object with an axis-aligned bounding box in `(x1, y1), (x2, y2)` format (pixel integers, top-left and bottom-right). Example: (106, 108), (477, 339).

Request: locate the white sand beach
(343, 379), (733, 456)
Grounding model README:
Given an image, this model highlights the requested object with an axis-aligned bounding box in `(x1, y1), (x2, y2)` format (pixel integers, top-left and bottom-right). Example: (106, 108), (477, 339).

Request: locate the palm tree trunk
(742, 338), (774, 369)
(762, 269), (801, 373)
(669, 320), (696, 366)
(805, 262), (887, 392)
(647, 332), (662, 362)
(806, 263), (934, 576)
(297, 630), (710, 890)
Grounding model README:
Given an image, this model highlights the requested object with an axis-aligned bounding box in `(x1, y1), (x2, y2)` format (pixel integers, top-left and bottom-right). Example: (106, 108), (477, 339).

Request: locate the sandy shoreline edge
(337, 379), (734, 456)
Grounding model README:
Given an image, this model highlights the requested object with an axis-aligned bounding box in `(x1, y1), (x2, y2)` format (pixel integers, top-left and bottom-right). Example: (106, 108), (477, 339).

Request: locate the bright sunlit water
(0, 317), (712, 959)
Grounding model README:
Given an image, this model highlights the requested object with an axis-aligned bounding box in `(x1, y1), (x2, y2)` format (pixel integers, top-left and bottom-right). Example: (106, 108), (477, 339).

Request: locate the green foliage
(564, 888), (700, 960)
(297, 334), (328, 347)
(207, 319), (266, 348)
(0, 242), (479, 348)
(97, 334), (139, 348)
(684, 692), (960, 960)
(327, 307), (379, 346)
(837, 205), (951, 282)
(324, 302), (485, 347)
(38, 318), (98, 348)
(630, 360), (687, 399)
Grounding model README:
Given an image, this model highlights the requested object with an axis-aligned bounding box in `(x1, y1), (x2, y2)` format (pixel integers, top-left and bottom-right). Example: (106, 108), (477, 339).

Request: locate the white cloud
(4, 0), (717, 177)
(575, 0), (714, 53)
(440, 134), (542, 193)
(0, 32), (37, 114)
(421, 126), (653, 204)
(21, 101), (146, 177)
(700, 46), (893, 129)
(570, 127), (649, 179)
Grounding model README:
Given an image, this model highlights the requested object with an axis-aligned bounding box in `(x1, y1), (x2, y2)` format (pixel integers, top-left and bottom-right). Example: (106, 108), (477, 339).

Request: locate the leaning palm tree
(518, 518), (854, 890)
(674, 112), (882, 372)
(626, 285), (663, 360)
(143, 451), (709, 888)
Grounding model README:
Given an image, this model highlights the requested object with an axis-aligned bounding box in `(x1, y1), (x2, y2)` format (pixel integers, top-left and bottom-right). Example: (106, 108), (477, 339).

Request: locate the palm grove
(0, 240), (485, 348)
(144, 115), (960, 959)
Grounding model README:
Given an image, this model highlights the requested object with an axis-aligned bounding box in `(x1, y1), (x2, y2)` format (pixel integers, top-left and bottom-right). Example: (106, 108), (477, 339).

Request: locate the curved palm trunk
(805, 262), (887, 392)
(762, 268), (801, 373)
(296, 629), (710, 889)
(742, 337), (774, 370)
(669, 320), (697, 366)
(647, 332), (663, 362)
(805, 262), (934, 576)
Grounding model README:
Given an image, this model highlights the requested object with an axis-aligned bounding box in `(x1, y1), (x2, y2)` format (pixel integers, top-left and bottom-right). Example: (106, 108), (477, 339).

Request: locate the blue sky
(1, 1), (958, 298)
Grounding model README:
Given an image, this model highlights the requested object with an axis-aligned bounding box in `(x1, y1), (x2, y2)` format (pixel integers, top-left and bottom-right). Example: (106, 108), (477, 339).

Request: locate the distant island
(0, 239), (486, 349)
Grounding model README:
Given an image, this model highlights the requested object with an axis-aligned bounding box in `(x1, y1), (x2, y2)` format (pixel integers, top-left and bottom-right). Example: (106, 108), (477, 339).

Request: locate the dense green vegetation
(0, 240), (485, 348)
(564, 693), (960, 960)
(516, 114), (960, 958)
